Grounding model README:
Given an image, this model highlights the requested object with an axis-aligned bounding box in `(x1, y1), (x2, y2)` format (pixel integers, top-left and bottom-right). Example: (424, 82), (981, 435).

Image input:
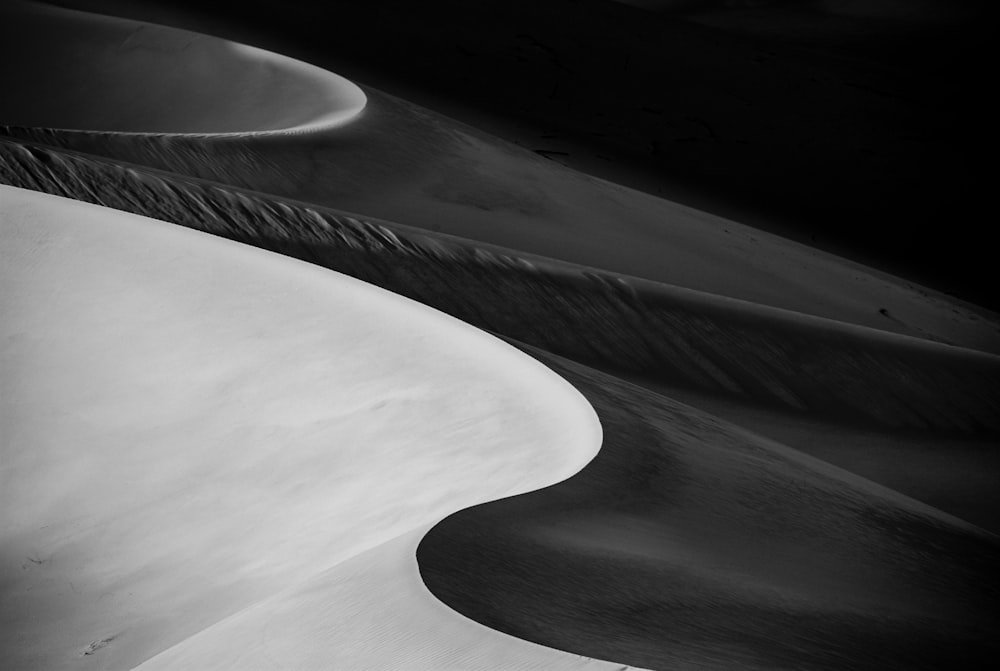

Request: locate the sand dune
(4, 3), (998, 355)
(3, 139), (997, 435)
(2, 2), (998, 670)
(0, 1), (365, 135)
(0, 186), (603, 670)
(624, 369), (1000, 534)
(132, 527), (632, 670)
(31, 0), (994, 310)
(421, 343), (1000, 670)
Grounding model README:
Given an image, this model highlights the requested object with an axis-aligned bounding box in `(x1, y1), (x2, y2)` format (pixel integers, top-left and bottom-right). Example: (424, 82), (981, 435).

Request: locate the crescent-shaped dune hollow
(0, 185), (607, 670)
(0, 0), (365, 135)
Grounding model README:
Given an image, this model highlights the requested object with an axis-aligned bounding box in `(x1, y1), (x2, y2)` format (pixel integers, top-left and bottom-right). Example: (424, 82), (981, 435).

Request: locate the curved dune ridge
(419, 345), (1000, 670)
(2, 2), (999, 670)
(3, 139), (998, 436)
(0, 1), (365, 135)
(0, 186), (606, 670)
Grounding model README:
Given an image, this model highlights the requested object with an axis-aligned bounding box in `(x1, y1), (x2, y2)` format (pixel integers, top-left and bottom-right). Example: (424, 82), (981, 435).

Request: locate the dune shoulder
(0, 0), (365, 135)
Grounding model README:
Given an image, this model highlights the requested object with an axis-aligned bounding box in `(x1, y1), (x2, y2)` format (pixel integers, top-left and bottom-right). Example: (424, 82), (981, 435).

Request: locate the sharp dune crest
(422, 342), (1000, 670)
(0, 1), (365, 135)
(0, 186), (603, 670)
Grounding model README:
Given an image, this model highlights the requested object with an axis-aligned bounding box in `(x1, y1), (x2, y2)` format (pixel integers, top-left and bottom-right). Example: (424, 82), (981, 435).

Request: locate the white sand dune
(0, 1), (365, 135)
(0, 186), (606, 670)
(133, 527), (632, 670)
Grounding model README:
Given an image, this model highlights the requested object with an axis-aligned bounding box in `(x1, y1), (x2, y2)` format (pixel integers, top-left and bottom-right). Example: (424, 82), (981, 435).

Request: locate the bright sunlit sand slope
(0, 185), (604, 670)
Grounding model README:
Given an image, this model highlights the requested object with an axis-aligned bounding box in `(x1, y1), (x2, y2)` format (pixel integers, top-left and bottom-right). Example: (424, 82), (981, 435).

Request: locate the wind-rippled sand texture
(2, 138), (998, 434)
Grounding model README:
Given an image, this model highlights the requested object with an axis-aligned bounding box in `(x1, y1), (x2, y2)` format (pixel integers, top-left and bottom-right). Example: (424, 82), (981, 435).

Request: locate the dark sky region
(44, 0), (995, 308)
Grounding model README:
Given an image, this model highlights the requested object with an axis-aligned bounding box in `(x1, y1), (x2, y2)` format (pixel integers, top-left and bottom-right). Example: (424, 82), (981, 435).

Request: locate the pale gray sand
(0, 186), (602, 670)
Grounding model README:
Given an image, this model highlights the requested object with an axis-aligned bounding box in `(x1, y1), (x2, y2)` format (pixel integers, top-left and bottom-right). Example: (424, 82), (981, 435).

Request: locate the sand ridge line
(2, 137), (998, 433)
(0, 1), (366, 137)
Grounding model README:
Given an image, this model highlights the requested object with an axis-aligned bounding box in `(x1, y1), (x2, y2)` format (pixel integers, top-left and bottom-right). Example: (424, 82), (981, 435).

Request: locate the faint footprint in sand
(82, 636), (116, 657)
(21, 553), (48, 570)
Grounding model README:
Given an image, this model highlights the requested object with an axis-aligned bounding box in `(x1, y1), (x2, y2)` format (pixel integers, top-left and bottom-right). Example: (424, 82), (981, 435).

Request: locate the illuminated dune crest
(0, 186), (603, 670)
(0, 1), (365, 135)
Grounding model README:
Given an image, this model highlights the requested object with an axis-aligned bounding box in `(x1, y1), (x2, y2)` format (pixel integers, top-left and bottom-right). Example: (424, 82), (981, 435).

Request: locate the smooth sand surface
(0, 1), (365, 135)
(133, 527), (632, 671)
(27, 0), (994, 311)
(0, 186), (604, 670)
(421, 345), (1000, 670)
(5, 3), (998, 355)
(2, 2), (998, 669)
(619, 368), (1000, 534)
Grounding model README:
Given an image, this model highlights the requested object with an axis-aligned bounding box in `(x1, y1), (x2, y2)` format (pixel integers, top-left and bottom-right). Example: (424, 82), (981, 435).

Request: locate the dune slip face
(419, 342), (1000, 671)
(0, 186), (604, 670)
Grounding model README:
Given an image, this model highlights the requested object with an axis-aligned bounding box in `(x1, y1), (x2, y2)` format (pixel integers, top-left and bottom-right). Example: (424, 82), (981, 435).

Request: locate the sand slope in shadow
(31, 0), (994, 310)
(0, 1), (364, 135)
(3, 139), (997, 437)
(3, 3), (998, 354)
(420, 343), (1000, 671)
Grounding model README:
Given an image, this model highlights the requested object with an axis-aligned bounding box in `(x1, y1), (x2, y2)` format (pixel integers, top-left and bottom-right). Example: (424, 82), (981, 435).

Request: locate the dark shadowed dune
(419, 343), (1000, 671)
(33, 0), (996, 308)
(5, 76), (999, 355)
(620, 369), (1000, 534)
(0, 1), (364, 134)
